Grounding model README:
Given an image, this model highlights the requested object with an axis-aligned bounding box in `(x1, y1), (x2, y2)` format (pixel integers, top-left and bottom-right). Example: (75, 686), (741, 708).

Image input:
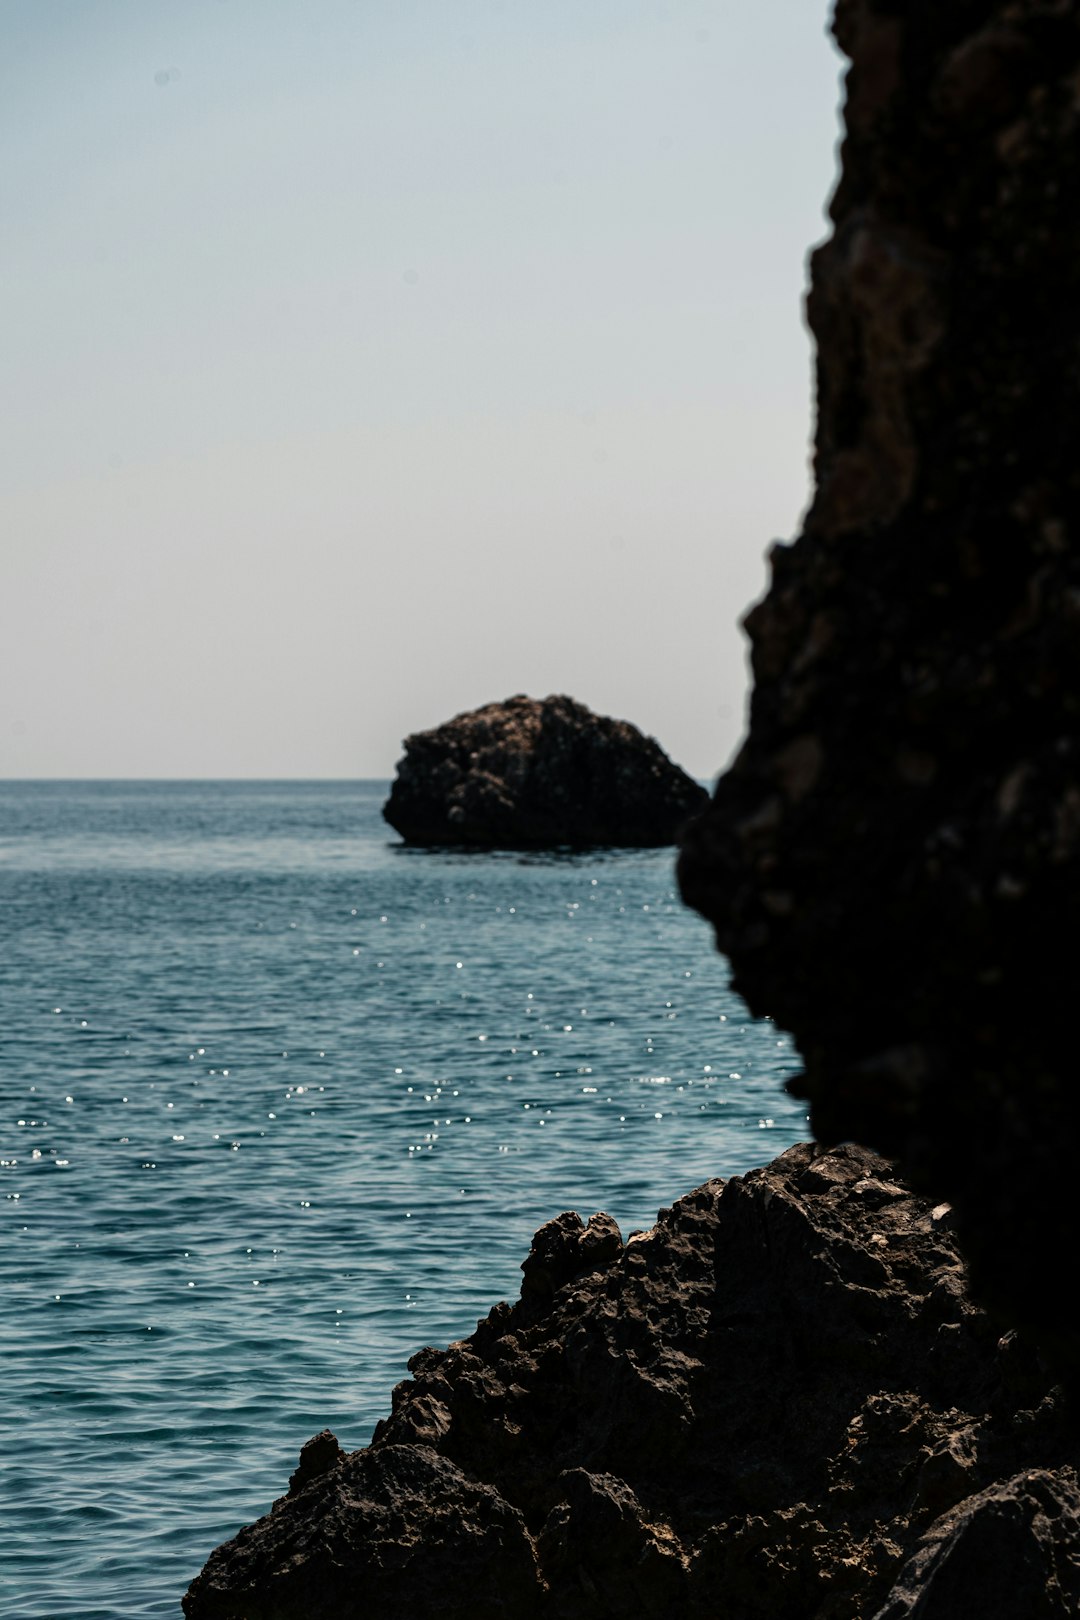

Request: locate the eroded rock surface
(383, 694), (707, 848)
(678, 0), (1080, 1362)
(183, 1144), (1076, 1619)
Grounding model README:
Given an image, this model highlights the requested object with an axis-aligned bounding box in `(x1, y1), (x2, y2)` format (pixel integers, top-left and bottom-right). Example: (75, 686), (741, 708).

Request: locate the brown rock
(383, 694), (707, 848)
(873, 1469), (1080, 1620)
(183, 1144), (1075, 1619)
(286, 1428), (344, 1497)
(183, 1443), (543, 1620)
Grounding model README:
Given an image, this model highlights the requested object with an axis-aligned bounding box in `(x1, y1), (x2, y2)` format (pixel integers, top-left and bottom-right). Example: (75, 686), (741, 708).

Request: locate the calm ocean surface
(0, 781), (807, 1618)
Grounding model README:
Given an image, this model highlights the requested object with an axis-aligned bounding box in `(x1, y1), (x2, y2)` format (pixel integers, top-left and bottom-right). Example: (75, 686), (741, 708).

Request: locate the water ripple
(0, 781), (806, 1618)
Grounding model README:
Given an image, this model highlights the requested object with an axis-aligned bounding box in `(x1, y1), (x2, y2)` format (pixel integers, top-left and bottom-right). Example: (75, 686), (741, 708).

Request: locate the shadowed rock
(383, 694), (707, 848)
(874, 1469), (1080, 1620)
(183, 1144), (1076, 1619)
(185, 1444), (542, 1620)
(678, 0), (1080, 1368)
(286, 1429), (344, 1497)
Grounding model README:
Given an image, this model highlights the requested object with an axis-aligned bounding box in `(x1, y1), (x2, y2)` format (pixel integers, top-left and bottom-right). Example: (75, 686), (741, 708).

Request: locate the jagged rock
(184, 1444), (542, 1620)
(183, 1144), (1076, 1619)
(519, 1210), (623, 1304)
(382, 694), (707, 848)
(287, 1429), (344, 1496)
(678, 0), (1080, 1366)
(872, 1469), (1080, 1620)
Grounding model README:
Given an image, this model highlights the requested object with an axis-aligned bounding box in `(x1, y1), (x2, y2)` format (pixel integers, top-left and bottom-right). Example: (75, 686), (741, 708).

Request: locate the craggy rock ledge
(383, 694), (707, 849)
(183, 1144), (1077, 1619)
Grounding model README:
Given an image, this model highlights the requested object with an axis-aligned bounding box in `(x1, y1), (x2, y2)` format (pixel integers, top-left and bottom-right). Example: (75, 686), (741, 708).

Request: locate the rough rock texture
(678, 0), (1080, 1365)
(183, 1143), (1078, 1619)
(383, 694), (707, 848)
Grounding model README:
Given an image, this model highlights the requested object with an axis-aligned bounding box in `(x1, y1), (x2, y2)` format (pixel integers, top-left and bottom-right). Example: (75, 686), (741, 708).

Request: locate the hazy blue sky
(2, 1), (843, 779)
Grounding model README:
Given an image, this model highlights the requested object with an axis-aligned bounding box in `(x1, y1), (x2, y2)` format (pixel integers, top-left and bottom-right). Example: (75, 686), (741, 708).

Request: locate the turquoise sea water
(0, 781), (807, 1618)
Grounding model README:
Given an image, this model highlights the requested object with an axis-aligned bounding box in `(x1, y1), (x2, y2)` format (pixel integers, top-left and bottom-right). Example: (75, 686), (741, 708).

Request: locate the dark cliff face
(184, 1144), (1074, 1620)
(679, 0), (1080, 1361)
(383, 694), (707, 849)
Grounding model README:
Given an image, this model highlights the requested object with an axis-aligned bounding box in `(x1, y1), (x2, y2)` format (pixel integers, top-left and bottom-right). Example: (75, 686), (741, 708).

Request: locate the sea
(0, 780), (808, 1619)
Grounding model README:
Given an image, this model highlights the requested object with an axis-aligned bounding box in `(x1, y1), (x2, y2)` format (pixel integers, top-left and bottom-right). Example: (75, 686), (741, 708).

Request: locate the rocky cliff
(184, 1), (1080, 1612)
(183, 1144), (1076, 1619)
(383, 694), (707, 848)
(679, 0), (1080, 1367)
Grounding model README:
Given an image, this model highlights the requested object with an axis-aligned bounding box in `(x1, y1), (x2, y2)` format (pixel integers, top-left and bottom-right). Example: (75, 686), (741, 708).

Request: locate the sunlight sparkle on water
(1, 781), (807, 1619)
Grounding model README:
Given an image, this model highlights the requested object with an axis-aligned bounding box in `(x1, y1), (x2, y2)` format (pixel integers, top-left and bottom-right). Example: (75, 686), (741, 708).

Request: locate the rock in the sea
(678, 0), (1080, 1367)
(183, 1144), (1075, 1619)
(382, 694), (707, 848)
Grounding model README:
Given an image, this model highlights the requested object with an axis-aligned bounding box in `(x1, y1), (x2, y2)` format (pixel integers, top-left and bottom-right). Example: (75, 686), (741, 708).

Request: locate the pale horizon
(3, 2), (844, 783)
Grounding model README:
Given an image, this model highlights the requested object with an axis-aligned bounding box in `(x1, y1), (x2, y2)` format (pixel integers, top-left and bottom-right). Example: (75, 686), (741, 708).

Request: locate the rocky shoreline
(183, 1143), (1077, 1618)
(184, 0), (1080, 1610)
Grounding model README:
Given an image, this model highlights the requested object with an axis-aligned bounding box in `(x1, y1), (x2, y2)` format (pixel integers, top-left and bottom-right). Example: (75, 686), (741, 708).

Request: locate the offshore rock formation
(383, 694), (707, 848)
(679, 0), (1080, 1365)
(183, 1144), (1076, 1619)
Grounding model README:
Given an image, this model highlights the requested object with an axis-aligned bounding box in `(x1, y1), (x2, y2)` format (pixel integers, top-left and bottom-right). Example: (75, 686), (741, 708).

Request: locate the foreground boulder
(183, 1143), (1076, 1619)
(678, 0), (1080, 1366)
(383, 694), (707, 848)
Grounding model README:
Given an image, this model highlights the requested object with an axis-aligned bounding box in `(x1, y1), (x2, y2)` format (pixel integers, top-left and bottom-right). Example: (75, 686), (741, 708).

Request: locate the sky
(2, 1), (844, 781)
